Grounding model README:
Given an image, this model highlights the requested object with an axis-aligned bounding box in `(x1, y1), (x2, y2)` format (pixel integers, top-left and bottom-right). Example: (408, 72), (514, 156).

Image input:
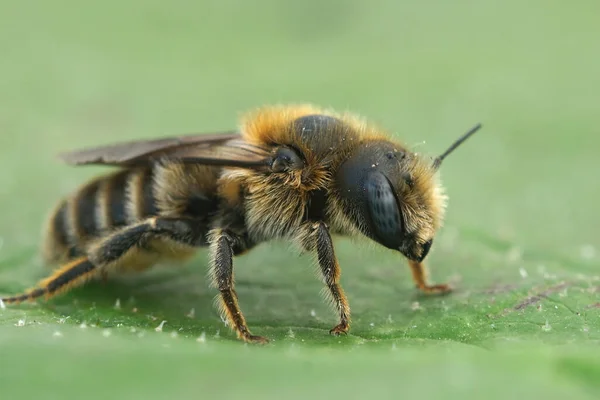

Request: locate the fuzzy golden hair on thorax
(234, 105), (330, 190)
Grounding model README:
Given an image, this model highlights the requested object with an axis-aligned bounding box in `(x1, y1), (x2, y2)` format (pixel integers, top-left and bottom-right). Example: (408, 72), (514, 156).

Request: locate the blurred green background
(1, 0), (599, 399)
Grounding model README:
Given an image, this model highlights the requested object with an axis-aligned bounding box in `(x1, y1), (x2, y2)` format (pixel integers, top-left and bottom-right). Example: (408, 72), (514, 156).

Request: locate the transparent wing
(58, 132), (273, 169)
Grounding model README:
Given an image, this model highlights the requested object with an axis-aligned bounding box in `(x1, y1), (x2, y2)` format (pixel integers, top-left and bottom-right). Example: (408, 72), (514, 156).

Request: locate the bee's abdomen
(45, 200), (72, 262)
(42, 167), (160, 264)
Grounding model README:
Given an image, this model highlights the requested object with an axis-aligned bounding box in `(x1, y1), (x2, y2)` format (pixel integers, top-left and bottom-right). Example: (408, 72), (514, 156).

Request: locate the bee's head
(336, 141), (446, 261)
(335, 124), (480, 262)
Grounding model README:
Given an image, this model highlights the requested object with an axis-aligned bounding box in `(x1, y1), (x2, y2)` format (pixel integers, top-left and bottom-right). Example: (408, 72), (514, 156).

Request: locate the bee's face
(336, 140), (447, 262)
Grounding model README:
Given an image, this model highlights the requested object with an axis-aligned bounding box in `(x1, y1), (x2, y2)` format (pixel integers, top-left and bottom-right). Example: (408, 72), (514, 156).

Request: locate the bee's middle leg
(208, 229), (267, 344)
(304, 221), (351, 336)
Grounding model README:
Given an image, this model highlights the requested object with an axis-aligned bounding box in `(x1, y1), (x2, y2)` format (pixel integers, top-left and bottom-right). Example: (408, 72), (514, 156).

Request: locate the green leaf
(1, 1), (599, 399)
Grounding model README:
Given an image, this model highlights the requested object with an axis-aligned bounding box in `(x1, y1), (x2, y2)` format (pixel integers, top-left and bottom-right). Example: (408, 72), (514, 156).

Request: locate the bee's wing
(58, 132), (273, 169)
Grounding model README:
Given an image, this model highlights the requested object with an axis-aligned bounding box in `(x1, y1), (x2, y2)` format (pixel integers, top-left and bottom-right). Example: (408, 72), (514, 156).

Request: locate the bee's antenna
(432, 123), (482, 170)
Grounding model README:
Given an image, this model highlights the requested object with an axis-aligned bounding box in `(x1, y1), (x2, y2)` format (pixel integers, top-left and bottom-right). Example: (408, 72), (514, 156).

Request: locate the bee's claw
(242, 334), (270, 344)
(329, 323), (350, 336)
(417, 283), (452, 295)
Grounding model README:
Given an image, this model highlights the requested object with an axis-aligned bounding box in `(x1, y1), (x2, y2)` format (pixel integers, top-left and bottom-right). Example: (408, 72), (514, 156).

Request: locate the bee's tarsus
(408, 260), (452, 295)
(2, 257), (96, 304)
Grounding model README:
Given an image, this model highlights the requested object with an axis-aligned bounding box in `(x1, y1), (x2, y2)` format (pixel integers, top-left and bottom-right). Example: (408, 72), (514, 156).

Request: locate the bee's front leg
(407, 260), (452, 295)
(302, 221), (351, 337)
(208, 228), (268, 344)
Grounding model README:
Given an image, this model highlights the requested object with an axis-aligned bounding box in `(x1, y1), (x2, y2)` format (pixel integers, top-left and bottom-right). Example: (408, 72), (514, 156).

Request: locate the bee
(2, 104), (481, 343)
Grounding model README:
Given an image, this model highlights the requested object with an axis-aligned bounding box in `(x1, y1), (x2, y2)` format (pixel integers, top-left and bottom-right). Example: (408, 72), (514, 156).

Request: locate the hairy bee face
(336, 140), (446, 262)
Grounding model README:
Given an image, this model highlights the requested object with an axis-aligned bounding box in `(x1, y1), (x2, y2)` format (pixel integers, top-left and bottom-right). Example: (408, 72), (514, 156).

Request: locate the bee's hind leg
(1, 217), (206, 305)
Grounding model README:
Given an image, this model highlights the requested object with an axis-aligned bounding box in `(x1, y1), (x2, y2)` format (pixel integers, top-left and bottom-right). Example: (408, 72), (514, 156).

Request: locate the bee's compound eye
(365, 171), (404, 249)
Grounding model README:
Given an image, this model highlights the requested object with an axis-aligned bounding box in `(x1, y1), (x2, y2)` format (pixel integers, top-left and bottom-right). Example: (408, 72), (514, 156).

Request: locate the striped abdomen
(42, 166), (159, 264)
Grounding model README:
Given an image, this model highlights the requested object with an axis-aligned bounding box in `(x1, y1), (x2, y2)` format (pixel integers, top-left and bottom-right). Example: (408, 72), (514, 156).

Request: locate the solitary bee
(2, 104), (481, 343)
